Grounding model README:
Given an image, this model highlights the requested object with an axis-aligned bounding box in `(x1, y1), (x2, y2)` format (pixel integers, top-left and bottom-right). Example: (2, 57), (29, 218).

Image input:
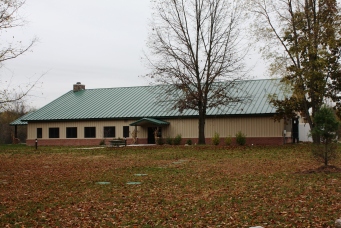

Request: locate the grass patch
(0, 144), (340, 227)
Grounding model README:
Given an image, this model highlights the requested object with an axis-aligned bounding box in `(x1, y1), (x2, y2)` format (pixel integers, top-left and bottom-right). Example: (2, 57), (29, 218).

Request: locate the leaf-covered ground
(0, 144), (340, 227)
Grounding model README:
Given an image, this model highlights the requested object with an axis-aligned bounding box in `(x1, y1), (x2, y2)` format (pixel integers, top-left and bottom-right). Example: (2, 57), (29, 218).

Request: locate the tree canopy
(250, 0), (341, 142)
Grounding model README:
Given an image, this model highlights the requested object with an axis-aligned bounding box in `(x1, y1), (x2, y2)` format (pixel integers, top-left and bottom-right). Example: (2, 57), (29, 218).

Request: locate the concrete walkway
(127, 144), (156, 147)
(73, 144), (157, 150)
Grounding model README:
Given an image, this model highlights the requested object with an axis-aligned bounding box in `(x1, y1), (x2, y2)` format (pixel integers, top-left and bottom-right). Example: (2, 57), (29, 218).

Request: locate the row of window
(37, 126), (130, 139)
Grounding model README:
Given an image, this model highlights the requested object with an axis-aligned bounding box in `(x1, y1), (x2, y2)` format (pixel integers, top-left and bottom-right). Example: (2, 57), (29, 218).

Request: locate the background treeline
(0, 102), (31, 144)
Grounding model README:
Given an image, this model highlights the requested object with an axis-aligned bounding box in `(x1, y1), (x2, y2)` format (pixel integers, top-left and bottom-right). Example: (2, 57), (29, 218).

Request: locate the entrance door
(292, 118), (299, 143)
(147, 127), (156, 144)
(147, 127), (162, 144)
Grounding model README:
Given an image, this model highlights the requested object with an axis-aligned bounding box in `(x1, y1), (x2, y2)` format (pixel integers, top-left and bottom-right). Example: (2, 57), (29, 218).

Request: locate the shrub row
(212, 131), (246, 146)
(157, 131), (246, 146)
(117, 131), (247, 146)
(157, 134), (182, 145)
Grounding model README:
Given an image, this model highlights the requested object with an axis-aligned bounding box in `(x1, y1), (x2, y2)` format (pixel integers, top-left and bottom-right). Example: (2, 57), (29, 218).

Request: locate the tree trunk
(324, 143), (328, 166)
(198, 104), (206, 144)
(198, 115), (206, 144)
(312, 134), (320, 144)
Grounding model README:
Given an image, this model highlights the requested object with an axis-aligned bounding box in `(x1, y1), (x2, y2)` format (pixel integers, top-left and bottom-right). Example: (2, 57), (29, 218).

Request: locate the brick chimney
(73, 82), (85, 92)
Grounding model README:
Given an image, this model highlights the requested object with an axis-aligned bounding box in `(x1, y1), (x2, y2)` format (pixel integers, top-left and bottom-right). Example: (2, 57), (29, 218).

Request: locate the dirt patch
(297, 165), (341, 174)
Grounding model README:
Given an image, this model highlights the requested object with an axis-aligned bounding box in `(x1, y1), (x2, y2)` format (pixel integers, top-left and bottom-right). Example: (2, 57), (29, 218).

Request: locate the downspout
(283, 117), (287, 145)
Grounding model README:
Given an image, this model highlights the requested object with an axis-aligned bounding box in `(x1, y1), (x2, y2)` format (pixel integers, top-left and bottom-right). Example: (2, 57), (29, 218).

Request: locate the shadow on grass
(297, 165), (341, 174)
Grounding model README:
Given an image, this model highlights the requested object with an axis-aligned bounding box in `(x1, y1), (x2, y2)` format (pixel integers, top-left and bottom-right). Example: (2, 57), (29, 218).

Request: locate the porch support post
(135, 125), (137, 144)
(155, 127), (159, 144)
(14, 125), (18, 138)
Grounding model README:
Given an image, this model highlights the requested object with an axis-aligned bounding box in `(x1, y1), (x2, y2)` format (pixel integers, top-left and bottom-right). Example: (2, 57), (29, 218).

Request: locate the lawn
(0, 144), (340, 227)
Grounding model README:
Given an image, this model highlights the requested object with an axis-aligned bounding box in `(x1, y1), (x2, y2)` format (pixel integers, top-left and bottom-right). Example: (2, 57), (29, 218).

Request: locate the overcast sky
(1, 0), (267, 109)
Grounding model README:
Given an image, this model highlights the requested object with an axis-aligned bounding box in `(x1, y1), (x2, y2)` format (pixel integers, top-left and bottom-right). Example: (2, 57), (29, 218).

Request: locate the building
(11, 79), (291, 146)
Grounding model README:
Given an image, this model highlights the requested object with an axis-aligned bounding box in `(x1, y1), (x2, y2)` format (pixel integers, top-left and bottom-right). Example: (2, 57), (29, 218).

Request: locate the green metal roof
(10, 112), (34, 125)
(21, 79), (284, 122)
(130, 118), (170, 126)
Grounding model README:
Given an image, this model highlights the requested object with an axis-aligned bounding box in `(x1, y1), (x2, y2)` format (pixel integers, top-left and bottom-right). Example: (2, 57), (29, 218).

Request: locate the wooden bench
(109, 139), (127, 147)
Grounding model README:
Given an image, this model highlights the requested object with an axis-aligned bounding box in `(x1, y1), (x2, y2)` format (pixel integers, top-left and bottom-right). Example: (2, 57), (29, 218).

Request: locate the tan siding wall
(162, 116), (284, 138)
(27, 116), (284, 140)
(162, 118), (198, 138)
(205, 117), (284, 137)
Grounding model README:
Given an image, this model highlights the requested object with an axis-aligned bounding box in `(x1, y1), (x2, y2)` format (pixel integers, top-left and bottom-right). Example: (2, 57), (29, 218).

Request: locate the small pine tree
(225, 135), (232, 146)
(310, 106), (340, 166)
(212, 132), (220, 145)
(166, 136), (173, 145)
(173, 134), (182, 145)
(235, 131), (246, 146)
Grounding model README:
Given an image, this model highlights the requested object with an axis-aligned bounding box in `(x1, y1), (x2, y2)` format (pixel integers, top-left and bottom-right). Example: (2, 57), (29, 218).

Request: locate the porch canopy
(130, 118), (169, 127)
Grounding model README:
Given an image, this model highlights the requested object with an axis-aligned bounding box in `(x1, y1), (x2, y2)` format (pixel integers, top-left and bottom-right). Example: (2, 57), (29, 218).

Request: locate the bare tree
(145, 0), (248, 144)
(0, 0), (39, 110)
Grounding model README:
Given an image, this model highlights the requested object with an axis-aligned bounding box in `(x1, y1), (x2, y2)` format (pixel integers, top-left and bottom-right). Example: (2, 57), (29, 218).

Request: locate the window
(123, 126), (129, 138)
(66, 127), (77, 138)
(37, 128), (42, 138)
(104, 126), (115, 138)
(84, 127), (96, 138)
(49, 128), (59, 138)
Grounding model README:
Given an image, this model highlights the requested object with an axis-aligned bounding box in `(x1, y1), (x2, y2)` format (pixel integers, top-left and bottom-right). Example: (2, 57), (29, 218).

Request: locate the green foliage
(99, 139), (106, 146)
(269, 95), (301, 122)
(156, 137), (164, 145)
(212, 132), (220, 146)
(311, 106), (340, 141)
(310, 106), (340, 166)
(186, 139), (192, 145)
(173, 134), (182, 145)
(225, 135), (232, 146)
(166, 137), (173, 145)
(252, 0), (341, 140)
(235, 131), (246, 146)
